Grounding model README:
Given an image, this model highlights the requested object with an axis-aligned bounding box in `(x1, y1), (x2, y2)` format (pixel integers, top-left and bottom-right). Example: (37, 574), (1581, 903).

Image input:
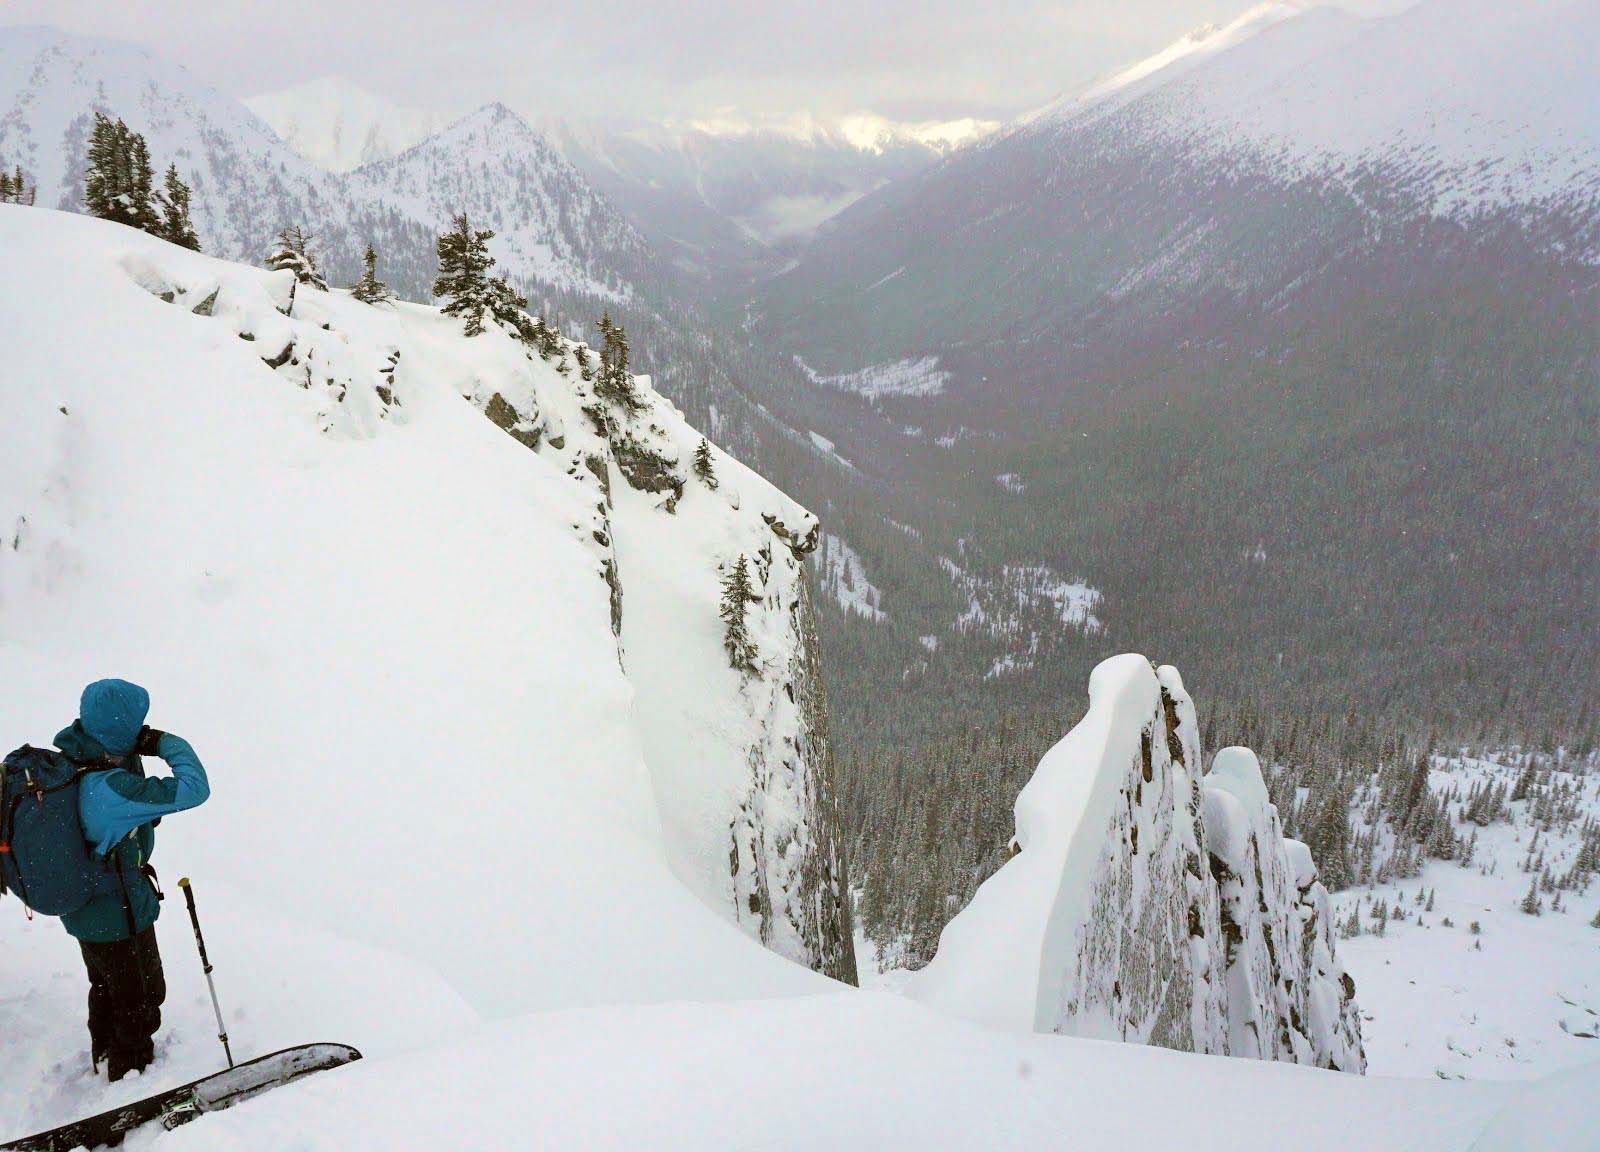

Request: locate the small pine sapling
(350, 244), (395, 304)
(719, 556), (759, 674)
(693, 438), (718, 489)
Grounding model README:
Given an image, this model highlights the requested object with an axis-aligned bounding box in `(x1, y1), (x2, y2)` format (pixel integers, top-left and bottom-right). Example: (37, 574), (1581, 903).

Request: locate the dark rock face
(484, 392), (542, 450)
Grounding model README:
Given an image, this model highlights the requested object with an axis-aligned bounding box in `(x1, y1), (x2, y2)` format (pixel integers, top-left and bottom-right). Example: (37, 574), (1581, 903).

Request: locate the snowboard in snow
(1, 1042), (362, 1151)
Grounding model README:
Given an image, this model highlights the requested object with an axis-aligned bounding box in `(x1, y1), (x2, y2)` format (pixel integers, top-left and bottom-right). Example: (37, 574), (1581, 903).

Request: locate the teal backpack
(0, 745), (122, 916)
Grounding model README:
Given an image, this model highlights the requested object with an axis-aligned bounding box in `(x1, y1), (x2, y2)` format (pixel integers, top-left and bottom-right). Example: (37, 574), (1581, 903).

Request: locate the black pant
(79, 927), (166, 1080)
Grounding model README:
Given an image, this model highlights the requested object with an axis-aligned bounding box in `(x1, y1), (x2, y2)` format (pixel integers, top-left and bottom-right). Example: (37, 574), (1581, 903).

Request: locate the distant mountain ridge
(757, 0), (1600, 371)
(0, 27), (650, 300)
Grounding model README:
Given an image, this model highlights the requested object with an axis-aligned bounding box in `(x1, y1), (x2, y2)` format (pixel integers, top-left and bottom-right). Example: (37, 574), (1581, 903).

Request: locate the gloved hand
(135, 725), (168, 758)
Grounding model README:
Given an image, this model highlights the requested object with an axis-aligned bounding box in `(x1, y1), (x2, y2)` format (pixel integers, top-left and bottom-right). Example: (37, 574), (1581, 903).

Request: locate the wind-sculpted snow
(913, 655), (1363, 1072)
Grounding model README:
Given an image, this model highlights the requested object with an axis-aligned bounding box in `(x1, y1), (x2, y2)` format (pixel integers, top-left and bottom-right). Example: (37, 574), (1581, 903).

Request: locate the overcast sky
(1, 1), (1414, 124)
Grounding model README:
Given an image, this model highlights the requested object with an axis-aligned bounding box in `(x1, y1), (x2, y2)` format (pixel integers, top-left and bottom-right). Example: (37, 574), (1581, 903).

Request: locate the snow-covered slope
(1047, 0), (1600, 214)
(246, 77), (448, 173)
(1030, 1), (1309, 123)
(913, 656), (1362, 1072)
(1332, 751), (1600, 1081)
(0, 203), (850, 1016)
(0, 204), (1589, 1152)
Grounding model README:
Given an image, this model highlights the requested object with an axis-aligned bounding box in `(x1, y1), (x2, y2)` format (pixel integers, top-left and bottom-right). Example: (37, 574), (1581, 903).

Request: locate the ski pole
(178, 877), (235, 1069)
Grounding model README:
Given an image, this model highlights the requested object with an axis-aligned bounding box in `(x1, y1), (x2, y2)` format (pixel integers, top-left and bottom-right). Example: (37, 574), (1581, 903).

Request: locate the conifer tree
(595, 313), (643, 414)
(127, 133), (159, 234)
(433, 214), (526, 336)
(719, 556), (759, 674)
(266, 225), (328, 289)
(84, 113), (156, 230)
(1591, 906), (1600, 929)
(158, 163), (200, 251)
(0, 163), (31, 205)
(350, 243), (395, 304)
(1520, 877), (1543, 916)
(693, 438), (718, 488)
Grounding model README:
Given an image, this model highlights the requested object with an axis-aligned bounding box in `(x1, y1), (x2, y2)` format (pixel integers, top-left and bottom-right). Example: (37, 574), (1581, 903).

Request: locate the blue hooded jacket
(54, 680), (211, 943)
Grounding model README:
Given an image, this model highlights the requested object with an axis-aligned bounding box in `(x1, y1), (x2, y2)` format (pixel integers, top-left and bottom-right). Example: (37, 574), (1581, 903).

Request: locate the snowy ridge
(0, 27), (655, 300)
(1031, 2), (1307, 127)
(347, 103), (651, 301)
(1040, 0), (1600, 224)
(913, 656), (1363, 1072)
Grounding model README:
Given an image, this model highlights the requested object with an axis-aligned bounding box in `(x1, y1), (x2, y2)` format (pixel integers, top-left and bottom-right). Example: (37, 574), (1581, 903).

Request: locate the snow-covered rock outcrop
(912, 654), (1362, 1072)
(1204, 748), (1363, 1071)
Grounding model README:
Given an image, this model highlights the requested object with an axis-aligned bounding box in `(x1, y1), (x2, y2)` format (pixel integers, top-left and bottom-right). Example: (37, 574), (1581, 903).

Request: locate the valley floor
(1333, 758), (1600, 1082)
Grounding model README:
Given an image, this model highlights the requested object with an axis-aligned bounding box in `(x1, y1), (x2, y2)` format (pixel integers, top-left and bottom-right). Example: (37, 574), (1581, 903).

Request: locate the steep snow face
(246, 77), (448, 173)
(912, 656), (1362, 1073)
(0, 206), (848, 1015)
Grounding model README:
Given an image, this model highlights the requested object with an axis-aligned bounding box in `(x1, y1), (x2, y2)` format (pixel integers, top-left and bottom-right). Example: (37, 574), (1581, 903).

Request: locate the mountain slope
(758, 0), (1600, 370)
(742, 0), (1600, 745)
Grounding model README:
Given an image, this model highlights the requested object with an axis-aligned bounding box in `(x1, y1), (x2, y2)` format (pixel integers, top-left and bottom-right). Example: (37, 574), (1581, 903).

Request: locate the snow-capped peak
(1029, 1), (1317, 124)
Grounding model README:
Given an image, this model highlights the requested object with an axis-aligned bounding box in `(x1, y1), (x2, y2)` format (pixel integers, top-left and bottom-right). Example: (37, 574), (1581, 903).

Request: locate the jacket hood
(54, 720), (115, 764)
(78, 679), (149, 757)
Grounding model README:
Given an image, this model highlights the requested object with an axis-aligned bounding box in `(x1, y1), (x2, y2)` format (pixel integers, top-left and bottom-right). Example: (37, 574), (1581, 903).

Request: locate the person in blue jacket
(53, 679), (210, 1081)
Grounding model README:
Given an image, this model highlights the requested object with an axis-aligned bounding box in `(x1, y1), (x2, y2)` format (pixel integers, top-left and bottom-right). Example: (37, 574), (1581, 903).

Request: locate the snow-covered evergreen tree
(693, 438), (718, 489)
(433, 214), (525, 337)
(720, 556), (758, 674)
(1520, 877), (1543, 916)
(267, 225), (328, 289)
(595, 313), (643, 414)
(0, 162), (34, 205)
(350, 243), (394, 304)
(158, 163), (200, 251)
(84, 113), (158, 233)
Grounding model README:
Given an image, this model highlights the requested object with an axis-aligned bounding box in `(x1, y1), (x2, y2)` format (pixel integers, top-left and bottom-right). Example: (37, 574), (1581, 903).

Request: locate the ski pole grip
(180, 876), (197, 913)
